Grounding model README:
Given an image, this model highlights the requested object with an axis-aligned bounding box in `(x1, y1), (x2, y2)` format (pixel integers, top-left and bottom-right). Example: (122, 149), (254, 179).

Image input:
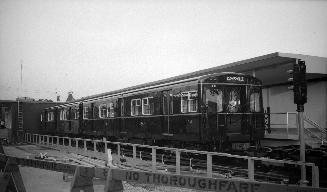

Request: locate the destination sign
(226, 76), (245, 82)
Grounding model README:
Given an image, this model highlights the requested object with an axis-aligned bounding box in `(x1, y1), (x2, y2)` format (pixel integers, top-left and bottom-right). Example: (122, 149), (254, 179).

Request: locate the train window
(181, 91), (198, 113)
(99, 104), (107, 118)
(60, 109), (68, 120)
(181, 93), (188, 113)
(142, 97), (153, 115)
(131, 99), (141, 116)
(170, 94), (173, 114)
(250, 91), (260, 112)
(83, 107), (89, 119)
(65, 109), (69, 120)
(47, 112), (54, 121)
(73, 108), (79, 119)
(206, 89), (223, 113)
(108, 103), (115, 117)
(189, 92), (198, 112)
(226, 87), (241, 113)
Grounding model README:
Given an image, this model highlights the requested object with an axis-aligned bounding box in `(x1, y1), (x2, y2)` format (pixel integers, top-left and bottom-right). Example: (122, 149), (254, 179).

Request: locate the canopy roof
(79, 52), (326, 101)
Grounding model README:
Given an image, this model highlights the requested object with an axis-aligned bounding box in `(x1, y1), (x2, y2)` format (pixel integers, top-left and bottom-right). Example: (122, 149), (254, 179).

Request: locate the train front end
(201, 73), (264, 152)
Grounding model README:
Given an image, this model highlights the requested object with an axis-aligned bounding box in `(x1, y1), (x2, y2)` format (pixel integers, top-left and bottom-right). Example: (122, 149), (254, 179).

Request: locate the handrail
(304, 128), (326, 145)
(304, 115), (326, 135)
(303, 115), (326, 145)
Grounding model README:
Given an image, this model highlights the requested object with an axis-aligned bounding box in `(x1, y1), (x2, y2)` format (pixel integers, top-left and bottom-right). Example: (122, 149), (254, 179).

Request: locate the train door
(205, 87), (224, 150)
(162, 90), (173, 137)
(118, 97), (127, 139)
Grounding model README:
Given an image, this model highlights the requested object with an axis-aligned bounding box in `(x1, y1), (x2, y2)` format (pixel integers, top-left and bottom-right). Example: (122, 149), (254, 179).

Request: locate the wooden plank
(112, 168), (327, 192)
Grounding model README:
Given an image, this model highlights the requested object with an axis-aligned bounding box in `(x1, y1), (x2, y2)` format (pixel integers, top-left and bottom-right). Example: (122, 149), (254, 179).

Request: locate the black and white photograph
(0, 0), (326, 191)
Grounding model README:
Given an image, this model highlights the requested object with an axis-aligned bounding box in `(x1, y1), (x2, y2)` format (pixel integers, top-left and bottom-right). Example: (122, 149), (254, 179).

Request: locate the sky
(0, 0), (326, 101)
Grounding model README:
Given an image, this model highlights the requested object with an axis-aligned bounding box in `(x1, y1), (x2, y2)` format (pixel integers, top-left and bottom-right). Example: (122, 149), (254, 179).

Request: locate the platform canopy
(170, 52), (327, 87)
(226, 52), (327, 86)
(82, 52), (327, 100)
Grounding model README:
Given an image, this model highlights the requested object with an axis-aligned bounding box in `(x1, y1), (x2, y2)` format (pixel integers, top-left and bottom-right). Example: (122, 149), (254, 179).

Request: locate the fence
(24, 132), (320, 187)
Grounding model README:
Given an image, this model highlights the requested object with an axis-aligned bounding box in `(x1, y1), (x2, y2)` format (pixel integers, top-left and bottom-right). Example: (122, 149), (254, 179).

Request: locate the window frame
(98, 104), (108, 119)
(142, 97), (153, 115)
(83, 106), (89, 119)
(180, 91), (198, 113)
(131, 99), (141, 116)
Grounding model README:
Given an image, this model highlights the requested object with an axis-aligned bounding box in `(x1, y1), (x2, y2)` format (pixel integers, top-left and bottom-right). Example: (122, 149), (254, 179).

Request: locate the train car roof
(45, 52), (326, 109)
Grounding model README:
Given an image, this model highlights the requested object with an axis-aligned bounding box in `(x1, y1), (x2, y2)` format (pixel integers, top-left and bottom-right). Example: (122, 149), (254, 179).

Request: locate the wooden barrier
(0, 151), (326, 192)
(0, 157), (26, 192)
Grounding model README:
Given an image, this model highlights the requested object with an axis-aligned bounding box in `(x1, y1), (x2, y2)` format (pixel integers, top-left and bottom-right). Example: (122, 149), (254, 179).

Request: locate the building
(0, 99), (62, 142)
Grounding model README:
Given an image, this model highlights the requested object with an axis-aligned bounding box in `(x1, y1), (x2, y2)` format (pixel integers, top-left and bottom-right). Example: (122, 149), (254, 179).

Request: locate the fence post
(76, 139), (79, 151)
(117, 144), (121, 165)
(68, 138), (71, 148)
(248, 158), (255, 181)
(176, 149), (180, 175)
(38, 134), (41, 145)
(94, 141), (97, 152)
(84, 140), (87, 151)
(152, 147), (156, 172)
(104, 138), (108, 153)
(133, 145), (136, 168)
(207, 153), (212, 178)
(312, 165), (319, 187)
(107, 149), (113, 167)
(57, 136), (59, 146)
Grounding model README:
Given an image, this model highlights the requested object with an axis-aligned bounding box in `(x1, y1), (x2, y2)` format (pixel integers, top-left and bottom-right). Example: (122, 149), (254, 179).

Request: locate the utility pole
(288, 59), (308, 186)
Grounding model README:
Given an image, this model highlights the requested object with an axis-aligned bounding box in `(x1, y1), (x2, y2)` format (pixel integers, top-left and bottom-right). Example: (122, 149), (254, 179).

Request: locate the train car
(41, 72), (265, 152)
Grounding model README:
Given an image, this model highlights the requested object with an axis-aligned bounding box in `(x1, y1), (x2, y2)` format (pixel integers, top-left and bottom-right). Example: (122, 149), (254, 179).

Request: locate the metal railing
(266, 112), (298, 137)
(266, 112), (326, 146)
(24, 132), (320, 187)
(304, 115), (326, 145)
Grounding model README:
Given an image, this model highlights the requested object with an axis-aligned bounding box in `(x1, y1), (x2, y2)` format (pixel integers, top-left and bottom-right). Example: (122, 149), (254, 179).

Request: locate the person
(0, 119), (5, 129)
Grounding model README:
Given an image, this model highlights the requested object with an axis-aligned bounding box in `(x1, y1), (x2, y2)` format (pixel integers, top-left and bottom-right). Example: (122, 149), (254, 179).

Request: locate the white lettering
(227, 76), (245, 82)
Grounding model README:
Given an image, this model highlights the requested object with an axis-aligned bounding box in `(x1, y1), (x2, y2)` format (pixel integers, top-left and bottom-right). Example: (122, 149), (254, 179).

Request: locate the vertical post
(207, 154), (212, 178)
(117, 144), (121, 165)
(297, 106), (307, 186)
(107, 149), (113, 167)
(133, 145), (136, 168)
(38, 134), (41, 144)
(69, 138), (71, 148)
(176, 150), (180, 175)
(46, 135), (49, 145)
(84, 140), (87, 151)
(76, 139), (79, 151)
(57, 136), (59, 146)
(152, 147), (156, 172)
(248, 158), (255, 181)
(51, 136), (54, 145)
(94, 141), (97, 152)
(286, 112), (289, 136)
(104, 138), (108, 153)
(312, 165), (319, 188)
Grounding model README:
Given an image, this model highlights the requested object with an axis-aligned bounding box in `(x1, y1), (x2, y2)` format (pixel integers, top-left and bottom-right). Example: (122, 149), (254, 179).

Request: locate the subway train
(40, 72), (267, 152)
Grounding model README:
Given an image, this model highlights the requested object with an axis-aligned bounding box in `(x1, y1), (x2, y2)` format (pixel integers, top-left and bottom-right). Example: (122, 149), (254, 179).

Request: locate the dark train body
(40, 72), (265, 152)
